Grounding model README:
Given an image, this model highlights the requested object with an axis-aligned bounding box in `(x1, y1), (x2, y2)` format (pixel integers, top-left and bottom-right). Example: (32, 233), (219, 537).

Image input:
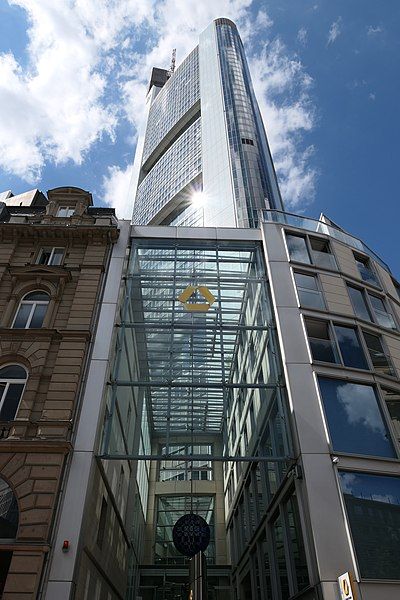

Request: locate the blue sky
(0, 0), (399, 276)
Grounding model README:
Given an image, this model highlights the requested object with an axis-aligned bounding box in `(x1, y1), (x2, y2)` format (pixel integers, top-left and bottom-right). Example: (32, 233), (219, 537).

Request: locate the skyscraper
(132, 18), (283, 228)
(36, 18), (400, 600)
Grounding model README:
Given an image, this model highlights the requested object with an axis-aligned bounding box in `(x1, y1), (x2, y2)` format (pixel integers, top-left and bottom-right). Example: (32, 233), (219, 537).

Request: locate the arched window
(0, 365), (27, 422)
(0, 477), (18, 538)
(12, 291), (49, 329)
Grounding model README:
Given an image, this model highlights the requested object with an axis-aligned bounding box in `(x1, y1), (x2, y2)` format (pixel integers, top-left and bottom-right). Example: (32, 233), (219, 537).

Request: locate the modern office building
(132, 18), (284, 229)
(34, 17), (400, 600)
(43, 217), (400, 600)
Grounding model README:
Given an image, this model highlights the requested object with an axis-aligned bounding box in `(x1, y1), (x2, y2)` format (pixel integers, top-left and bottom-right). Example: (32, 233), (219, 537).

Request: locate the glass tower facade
(133, 19), (284, 228)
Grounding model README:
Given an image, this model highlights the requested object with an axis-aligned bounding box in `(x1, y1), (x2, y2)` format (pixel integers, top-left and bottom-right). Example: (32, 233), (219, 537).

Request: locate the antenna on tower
(169, 49), (176, 76)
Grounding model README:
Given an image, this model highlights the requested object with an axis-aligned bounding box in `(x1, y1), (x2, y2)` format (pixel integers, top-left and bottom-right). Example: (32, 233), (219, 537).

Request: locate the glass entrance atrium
(100, 238), (308, 599)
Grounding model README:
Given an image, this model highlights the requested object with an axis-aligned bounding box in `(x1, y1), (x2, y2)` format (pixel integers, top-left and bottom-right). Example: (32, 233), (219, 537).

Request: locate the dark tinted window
(273, 513), (290, 599)
(382, 388), (400, 444)
(286, 493), (309, 592)
(363, 332), (394, 376)
(339, 472), (400, 579)
(305, 319), (338, 363)
(0, 365), (27, 422)
(334, 325), (368, 370)
(347, 286), (372, 321)
(0, 478), (18, 538)
(318, 377), (395, 457)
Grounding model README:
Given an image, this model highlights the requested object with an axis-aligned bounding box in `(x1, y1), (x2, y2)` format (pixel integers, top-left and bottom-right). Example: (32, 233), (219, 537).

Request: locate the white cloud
(2, 0), (317, 215)
(0, 0), (152, 181)
(327, 17), (342, 45)
(297, 27), (307, 46)
(337, 383), (386, 437)
(249, 39), (316, 207)
(102, 163), (134, 218)
(369, 92), (376, 101)
(367, 25), (383, 36)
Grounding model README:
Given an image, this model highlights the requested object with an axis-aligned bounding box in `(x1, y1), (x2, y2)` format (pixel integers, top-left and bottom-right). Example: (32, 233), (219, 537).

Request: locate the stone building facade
(0, 187), (119, 599)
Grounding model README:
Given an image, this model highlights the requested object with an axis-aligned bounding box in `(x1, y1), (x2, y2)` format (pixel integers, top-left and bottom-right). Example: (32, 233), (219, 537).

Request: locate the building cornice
(0, 439), (72, 453)
(0, 222), (119, 244)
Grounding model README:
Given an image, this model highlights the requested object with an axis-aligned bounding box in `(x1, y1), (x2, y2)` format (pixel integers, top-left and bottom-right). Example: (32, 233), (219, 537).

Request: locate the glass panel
(318, 377), (395, 457)
(311, 249), (338, 270)
(261, 532), (273, 599)
(367, 295), (397, 329)
(37, 249), (51, 265)
(286, 493), (309, 592)
(57, 207), (74, 217)
(347, 286), (372, 321)
(0, 384), (24, 421)
(24, 292), (49, 302)
(310, 237), (337, 270)
(50, 248), (64, 266)
(334, 325), (368, 369)
(294, 272), (318, 291)
(339, 472), (400, 579)
(294, 273), (325, 310)
(273, 514), (290, 599)
(0, 477), (18, 538)
(29, 304), (47, 328)
(298, 289), (325, 310)
(0, 366), (26, 380)
(156, 496), (215, 564)
(306, 319), (339, 363)
(355, 256), (380, 287)
(13, 303), (31, 329)
(363, 332), (394, 376)
(286, 235), (311, 264)
(382, 388), (400, 444)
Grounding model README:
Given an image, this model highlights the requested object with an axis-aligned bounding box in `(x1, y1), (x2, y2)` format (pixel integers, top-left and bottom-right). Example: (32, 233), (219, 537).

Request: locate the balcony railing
(260, 210), (390, 273)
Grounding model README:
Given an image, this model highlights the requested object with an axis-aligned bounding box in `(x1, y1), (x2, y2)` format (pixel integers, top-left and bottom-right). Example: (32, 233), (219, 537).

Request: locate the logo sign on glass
(178, 285), (215, 312)
(338, 572), (356, 600)
(172, 514), (210, 557)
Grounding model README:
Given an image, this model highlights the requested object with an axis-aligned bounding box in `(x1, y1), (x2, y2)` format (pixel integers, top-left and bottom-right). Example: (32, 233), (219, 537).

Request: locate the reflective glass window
(273, 513), (290, 599)
(155, 496), (214, 564)
(347, 286), (372, 322)
(13, 291), (49, 329)
(339, 472), (400, 579)
(382, 388), (400, 444)
(318, 377), (395, 457)
(363, 332), (395, 376)
(0, 365), (27, 422)
(310, 237), (337, 270)
(56, 207), (74, 217)
(354, 254), (380, 287)
(294, 273), (325, 309)
(159, 444), (213, 481)
(286, 235), (310, 264)
(37, 247), (64, 266)
(305, 319), (339, 363)
(368, 294), (396, 330)
(286, 493), (309, 592)
(334, 325), (368, 369)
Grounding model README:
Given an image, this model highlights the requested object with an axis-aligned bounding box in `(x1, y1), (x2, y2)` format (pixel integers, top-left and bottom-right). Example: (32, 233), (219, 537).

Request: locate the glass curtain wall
(100, 239), (306, 599)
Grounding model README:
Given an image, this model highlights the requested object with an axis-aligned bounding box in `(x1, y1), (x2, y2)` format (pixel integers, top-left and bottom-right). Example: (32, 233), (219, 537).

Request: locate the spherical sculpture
(172, 513), (210, 557)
